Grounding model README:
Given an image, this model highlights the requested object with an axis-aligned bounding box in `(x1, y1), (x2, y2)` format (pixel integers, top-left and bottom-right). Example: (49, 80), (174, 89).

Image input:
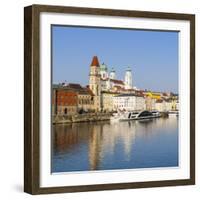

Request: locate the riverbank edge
(52, 112), (169, 124)
(53, 113), (112, 124)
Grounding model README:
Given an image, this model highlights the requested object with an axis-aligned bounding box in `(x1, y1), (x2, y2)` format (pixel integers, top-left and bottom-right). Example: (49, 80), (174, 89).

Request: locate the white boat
(120, 111), (139, 121)
(168, 110), (179, 117)
(133, 110), (161, 120)
(110, 110), (161, 122)
(110, 112), (123, 122)
(151, 110), (161, 117)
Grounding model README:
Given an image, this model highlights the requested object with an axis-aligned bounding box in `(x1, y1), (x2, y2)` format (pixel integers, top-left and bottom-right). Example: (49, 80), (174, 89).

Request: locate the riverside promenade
(52, 111), (170, 124)
(52, 113), (112, 124)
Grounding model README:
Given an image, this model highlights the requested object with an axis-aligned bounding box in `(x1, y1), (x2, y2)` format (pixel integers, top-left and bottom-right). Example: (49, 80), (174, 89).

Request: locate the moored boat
(168, 110), (179, 117)
(110, 112), (123, 122)
(133, 110), (160, 120)
(151, 110), (161, 117)
(110, 110), (161, 121)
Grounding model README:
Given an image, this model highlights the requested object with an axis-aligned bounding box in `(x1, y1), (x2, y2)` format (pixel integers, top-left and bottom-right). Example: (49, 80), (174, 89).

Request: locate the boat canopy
(138, 111), (153, 117)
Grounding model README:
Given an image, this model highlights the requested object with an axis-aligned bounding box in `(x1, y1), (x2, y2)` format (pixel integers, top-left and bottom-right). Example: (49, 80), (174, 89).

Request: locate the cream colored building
(78, 92), (94, 112)
(155, 100), (167, 112)
(145, 96), (156, 111)
(155, 99), (177, 112)
(101, 91), (119, 112)
(171, 98), (179, 110)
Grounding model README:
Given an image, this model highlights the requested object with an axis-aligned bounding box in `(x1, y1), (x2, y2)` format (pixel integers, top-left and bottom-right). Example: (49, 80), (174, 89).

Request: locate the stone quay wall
(52, 113), (112, 124)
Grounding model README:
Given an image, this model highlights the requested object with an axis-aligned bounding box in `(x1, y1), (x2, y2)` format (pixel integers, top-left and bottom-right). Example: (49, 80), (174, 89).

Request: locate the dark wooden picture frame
(24, 4), (195, 195)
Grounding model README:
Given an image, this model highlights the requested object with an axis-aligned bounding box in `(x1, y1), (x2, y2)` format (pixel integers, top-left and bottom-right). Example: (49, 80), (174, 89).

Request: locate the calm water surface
(52, 117), (178, 173)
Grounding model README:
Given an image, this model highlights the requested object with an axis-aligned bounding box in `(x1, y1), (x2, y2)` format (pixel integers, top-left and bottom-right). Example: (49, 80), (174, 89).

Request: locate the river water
(52, 117), (178, 173)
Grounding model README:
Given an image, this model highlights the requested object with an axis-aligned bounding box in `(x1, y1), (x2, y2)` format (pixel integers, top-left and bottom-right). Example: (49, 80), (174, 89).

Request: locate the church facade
(89, 56), (136, 111)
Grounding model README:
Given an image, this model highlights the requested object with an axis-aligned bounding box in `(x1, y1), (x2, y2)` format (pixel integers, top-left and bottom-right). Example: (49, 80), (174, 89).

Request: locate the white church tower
(124, 67), (133, 89)
(109, 68), (116, 79)
(100, 63), (108, 80)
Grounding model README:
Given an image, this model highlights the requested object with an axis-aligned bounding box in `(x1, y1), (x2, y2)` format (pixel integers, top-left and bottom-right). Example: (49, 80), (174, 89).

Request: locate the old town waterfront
(52, 56), (179, 172)
(52, 56), (179, 117)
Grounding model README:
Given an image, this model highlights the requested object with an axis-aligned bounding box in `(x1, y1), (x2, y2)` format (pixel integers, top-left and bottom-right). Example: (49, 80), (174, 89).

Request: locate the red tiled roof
(165, 99), (172, 103)
(85, 88), (95, 96)
(110, 79), (124, 85)
(114, 85), (122, 89)
(127, 89), (136, 91)
(136, 90), (144, 95)
(90, 56), (100, 67)
(112, 86), (127, 92)
(68, 83), (83, 90)
(102, 91), (120, 94)
(100, 78), (109, 81)
(156, 99), (163, 103)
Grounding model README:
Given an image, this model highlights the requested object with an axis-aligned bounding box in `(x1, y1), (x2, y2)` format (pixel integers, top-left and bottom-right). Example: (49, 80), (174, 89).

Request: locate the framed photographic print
(24, 4), (195, 194)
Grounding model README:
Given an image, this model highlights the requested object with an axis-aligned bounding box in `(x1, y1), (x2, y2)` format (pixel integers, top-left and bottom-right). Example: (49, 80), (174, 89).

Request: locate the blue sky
(52, 25), (178, 93)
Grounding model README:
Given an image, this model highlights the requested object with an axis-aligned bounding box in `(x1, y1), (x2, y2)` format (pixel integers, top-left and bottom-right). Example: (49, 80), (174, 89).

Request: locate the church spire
(90, 56), (100, 67)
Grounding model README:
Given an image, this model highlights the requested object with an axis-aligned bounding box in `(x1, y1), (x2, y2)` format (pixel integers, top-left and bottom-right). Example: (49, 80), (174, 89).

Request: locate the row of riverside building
(52, 56), (179, 116)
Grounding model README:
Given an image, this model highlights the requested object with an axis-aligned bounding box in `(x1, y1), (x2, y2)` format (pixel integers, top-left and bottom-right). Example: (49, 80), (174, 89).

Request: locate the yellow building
(144, 91), (162, 111)
(145, 91), (161, 100)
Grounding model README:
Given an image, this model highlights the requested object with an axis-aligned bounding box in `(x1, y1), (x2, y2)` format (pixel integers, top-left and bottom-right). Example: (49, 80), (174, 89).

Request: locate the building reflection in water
(52, 117), (178, 172)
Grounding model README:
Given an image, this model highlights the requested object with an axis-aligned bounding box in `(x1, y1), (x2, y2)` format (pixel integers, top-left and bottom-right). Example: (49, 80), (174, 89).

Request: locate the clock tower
(89, 56), (101, 111)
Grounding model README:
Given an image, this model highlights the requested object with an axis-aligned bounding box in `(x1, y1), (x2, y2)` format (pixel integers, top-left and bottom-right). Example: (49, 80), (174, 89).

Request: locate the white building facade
(155, 100), (174, 112)
(113, 94), (145, 111)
